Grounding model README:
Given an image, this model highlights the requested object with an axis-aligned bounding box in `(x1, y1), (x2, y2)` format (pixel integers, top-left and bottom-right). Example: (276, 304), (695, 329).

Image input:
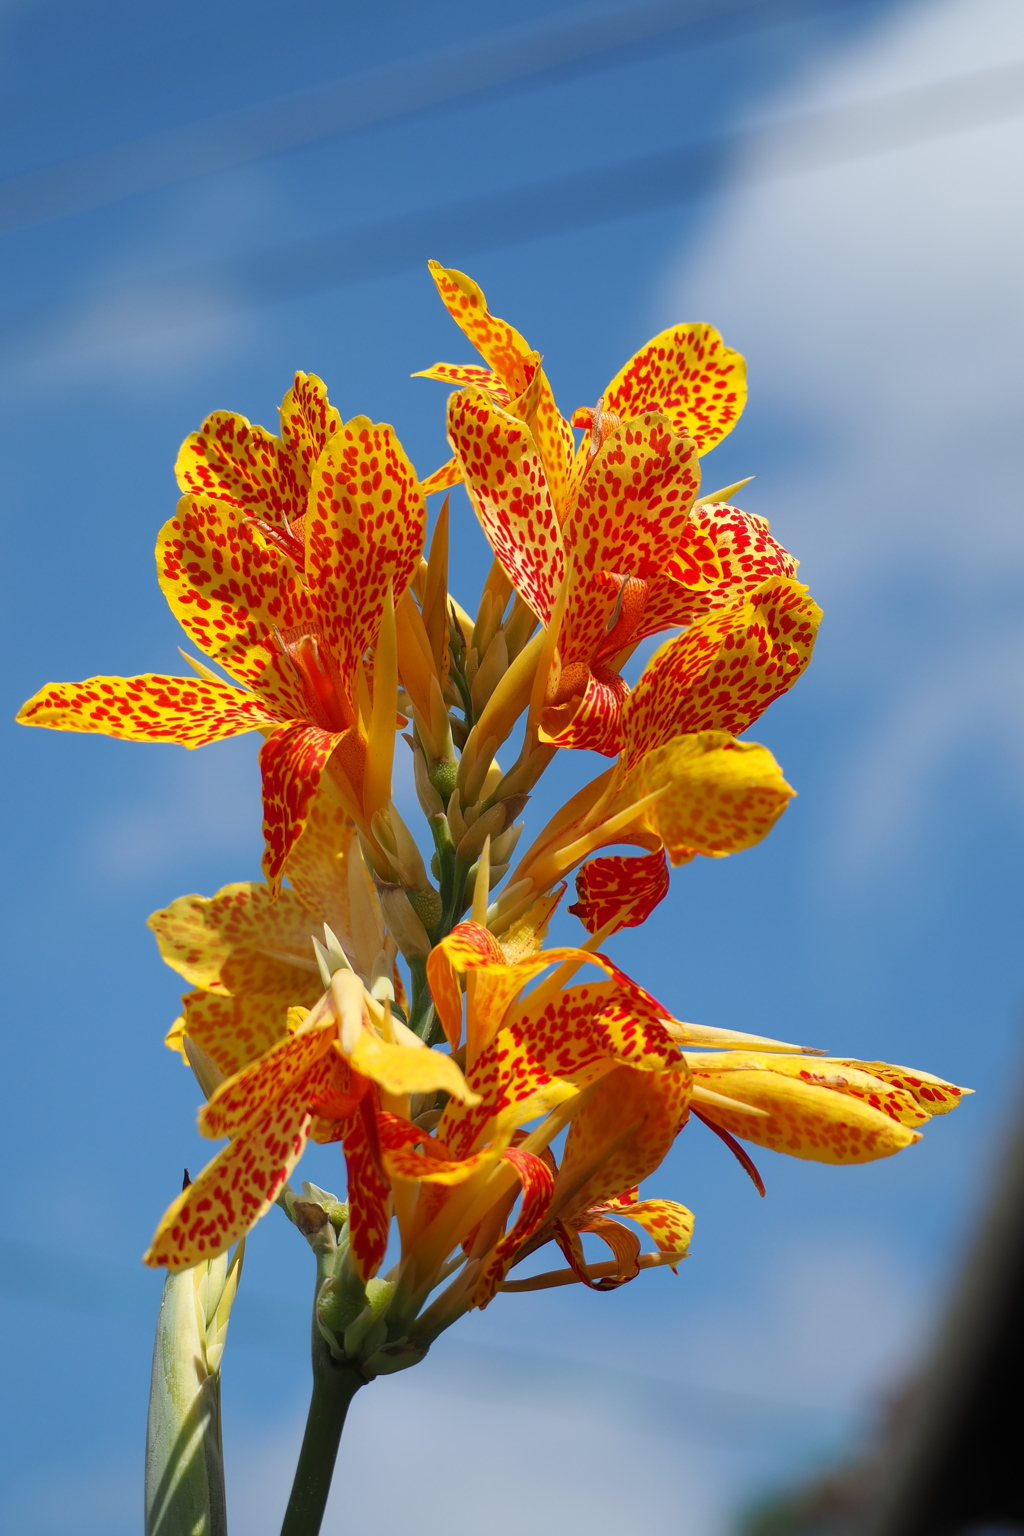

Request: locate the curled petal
(620, 579), (821, 769)
(473, 1147), (556, 1308)
(259, 722), (345, 891)
(619, 731), (794, 863)
(427, 262), (535, 397)
(595, 1195), (695, 1262)
(556, 1214), (641, 1290)
(569, 850), (670, 935)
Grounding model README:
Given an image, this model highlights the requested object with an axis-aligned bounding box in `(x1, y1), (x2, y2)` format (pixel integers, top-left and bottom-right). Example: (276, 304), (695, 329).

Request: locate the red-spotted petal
(560, 414), (701, 670)
(447, 391), (564, 625)
(342, 1108), (392, 1280)
(158, 495), (315, 684)
(569, 849), (670, 935)
(620, 579), (820, 770)
(305, 418), (426, 675)
(474, 1147), (555, 1308)
(427, 262), (535, 397)
(17, 673), (275, 747)
(144, 1060), (331, 1269)
(259, 721), (345, 890)
(175, 411), (306, 525)
(279, 372), (344, 483)
(201, 1021), (335, 1140)
(602, 323), (747, 453)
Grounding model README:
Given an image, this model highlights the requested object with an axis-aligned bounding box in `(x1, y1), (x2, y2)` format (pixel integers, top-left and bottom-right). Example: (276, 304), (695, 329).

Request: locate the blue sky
(2, 1), (1023, 1532)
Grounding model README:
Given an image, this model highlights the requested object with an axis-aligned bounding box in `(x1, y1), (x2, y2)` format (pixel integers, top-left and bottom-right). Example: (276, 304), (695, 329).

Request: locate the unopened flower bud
(377, 885), (432, 961)
(455, 802), (506, 865)
(413, 745), (444, 817)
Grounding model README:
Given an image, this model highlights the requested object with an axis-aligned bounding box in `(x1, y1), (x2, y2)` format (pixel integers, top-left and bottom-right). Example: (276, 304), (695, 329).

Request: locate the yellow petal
(690, 1062), (921, 1163)
(144, 1065), (329, 1270)
(602, 322), (747, 453)
(148, 883), (325, 999)
(348, 1030), (480, 1105)
(427, 262), (535, 395)
(17, 673), (272, 746)
(180, 990), (295, 1078)
(632, 731), (794, 861)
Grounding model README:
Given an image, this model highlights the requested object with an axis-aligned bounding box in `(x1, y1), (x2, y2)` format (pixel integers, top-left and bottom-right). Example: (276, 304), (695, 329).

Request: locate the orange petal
(557, 1213), (641, 1290)
(602, 323), (747, 453)
(259, 722), (346, 891)
(555, 1063), (691, 1223)
(447, 391), (564, 625)
(342, 1107), (392, 1280)
(305, 419), (426, 677)
(144, 1063), (330, 1269)
(425, 921), (512, 1051)
(561, 415), (701, 669)
(17, 673), (273, 746)
(427, 262), (535, 396)
(569, 849), (670, 935)
(473, 1147), (555, 1308)
(538, 666), (629, 755)
(442, 967), (683, 1162)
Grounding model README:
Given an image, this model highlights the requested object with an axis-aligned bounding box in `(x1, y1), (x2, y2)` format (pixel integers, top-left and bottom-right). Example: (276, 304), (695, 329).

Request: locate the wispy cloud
(660, 0), (1024, 874)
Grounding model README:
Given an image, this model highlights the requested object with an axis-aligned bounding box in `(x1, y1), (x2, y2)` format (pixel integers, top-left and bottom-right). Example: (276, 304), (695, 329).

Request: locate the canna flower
(507, 575), (821, 932)
(143, 898), (966, 1373)
(18, 375), (426, 886)
(144, 962), (477, 1275)
(419, 263), (797, 754)
(151, 782), (397, 1079)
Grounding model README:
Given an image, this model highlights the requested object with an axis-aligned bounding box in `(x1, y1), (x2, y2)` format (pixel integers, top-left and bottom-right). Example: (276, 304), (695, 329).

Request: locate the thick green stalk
(279, 1328), (364, 1536)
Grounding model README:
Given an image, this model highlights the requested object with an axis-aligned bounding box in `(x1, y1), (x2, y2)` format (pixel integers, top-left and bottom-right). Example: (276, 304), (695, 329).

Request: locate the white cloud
(661, 0), (1024, 868)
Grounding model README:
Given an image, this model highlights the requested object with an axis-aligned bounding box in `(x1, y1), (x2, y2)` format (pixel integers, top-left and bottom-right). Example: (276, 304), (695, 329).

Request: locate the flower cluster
(19, 265), (965, 1376)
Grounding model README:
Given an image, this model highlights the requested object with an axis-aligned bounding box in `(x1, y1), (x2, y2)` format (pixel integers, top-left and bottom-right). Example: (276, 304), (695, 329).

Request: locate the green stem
(279, 1330), (364, 1536)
